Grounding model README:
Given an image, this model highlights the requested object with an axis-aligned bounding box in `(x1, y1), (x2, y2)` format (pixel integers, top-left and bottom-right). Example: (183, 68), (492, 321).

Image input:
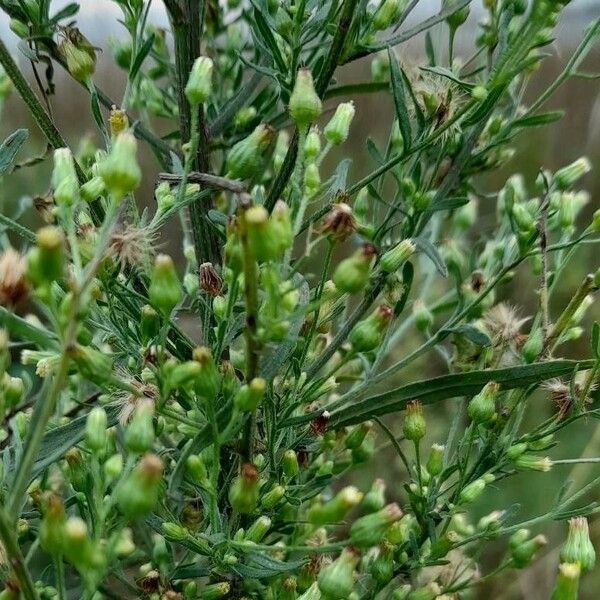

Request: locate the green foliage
(0, 0), (599, 598)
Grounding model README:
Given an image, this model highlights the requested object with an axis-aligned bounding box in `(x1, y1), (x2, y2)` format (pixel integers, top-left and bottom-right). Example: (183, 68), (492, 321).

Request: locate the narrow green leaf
(592, 322), (600, 359)
(512, 111), (564, 128)
(0, 129), (28, 175)
(420, 66), (475, 90)
(129, 33), (155, 81)
(387, 48), (411, 151)
(329, 359), (595, 428)
(415, 237), (448, 278)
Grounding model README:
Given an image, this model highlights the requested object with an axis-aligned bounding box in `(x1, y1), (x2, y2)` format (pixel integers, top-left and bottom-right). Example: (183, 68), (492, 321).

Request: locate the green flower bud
(349, 304), (393, 352)
(361, 478), (386, 513)
(345, 421), (373, 450)
(506, 442), (528, 460)
(140, 304), (160, 342)
(350, 503), (403, 547)
(69, 344), (114, 385)
(226, 124), (274, 180)
(184, 581), (198, 599)
(407, 583), (441, 600)
(125, 401), (155, 454)
(403, 400), (425, 442)
(200, 582), (231, 599)
(162, 521), (188, 541)
(40, 493), (66, 556)
(298, 582), (321, 600)
(245, 205), (281, 262)
(63, 517), (98, 571)
(392, 585), (412, 600)
(458, 477), (488, 504)
(261, 484), (286, 509)
(192, 346), (221, 399)
(28, 226), (64, 285)
(186, 453), (209, 487)
(305, 127), (321, 161)
(245, 515), (272, 542)
(289, 68), (322, 127)
(59, 39), (95, 82)
(271, 200), (294, 254)
(413, 299), (433, 331)
(444, 0), (470, 30)
(560, 517), (596, 572)
(185, 56), (214, 105)
(591, 209), (600, 232)
(371, 541), (394, 584)
(52, 148), (79, 206)
(373, 0), (402, 31)
(380, 239), (415, 273)
(117, 453), (163, 519)
(454, 197), (478, 230)
(514, 454), (552, 472)
(522, 328), (543, 363)
(229, 463), (260, 514)
(98, 132), (141, 198)
(9, 18), (29, 39)
(512, 203), (536, 233)
(554, 157), (591, 191)
(234, 377), (266, 411)
(332, 243), (377, 293)
(324, 102), (355, 145)
(80, 175), (106, 202)
(169, 360), (202, 391)
(308, 486), (363, 525)
(551, 563), (580, 600)
(104, 453), (123, 482)
(149, 254), (182, 315)
(85, 407), (108, 453)
(511, 533), (547, 568)
(3, 374), (24, 408)
(468, 381), (499, 424)
(317, 547), (360, 599)
(477, 510), (504, 533)
(304, 162), (321, 195)
(282, 449), (299, 479)
(426, 443), (445, 476)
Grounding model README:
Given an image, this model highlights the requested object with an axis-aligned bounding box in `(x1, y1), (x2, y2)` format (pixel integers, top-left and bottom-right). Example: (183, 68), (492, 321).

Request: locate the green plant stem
(167, 0), (221, 268)
(54, 555), (66, 600)
(238, 199), (260, 462)
(265, 0), (359, 211)
(545, 273), (594, 353)
(0, 506), (39, 599)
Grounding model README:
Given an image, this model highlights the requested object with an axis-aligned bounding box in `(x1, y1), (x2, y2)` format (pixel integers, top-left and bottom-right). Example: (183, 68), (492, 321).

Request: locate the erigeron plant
(0, 0), (598, 598)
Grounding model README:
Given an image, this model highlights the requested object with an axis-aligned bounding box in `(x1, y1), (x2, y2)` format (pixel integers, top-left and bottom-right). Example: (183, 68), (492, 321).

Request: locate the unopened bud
(333, 243), (377, 293)
(85, 406), (108, 453)
(317, 547), (360, 599)
(149, 254), (182, 315)
(468, 381), (499, 424)
(560, 517), (596, 572)
(551, 563), (581, 600)
(324, 102), (355, 145)
(350, 503), (403, 547)
(229, 463), (260, 514)
(403, 400), (425, 442)
(554, 157), (591, 191)
(235, 377), (266, 412)
(380, 239), (415, 273)
(117, 453), (163, 519)
(98, 132), (141, 198)
(349, 304), (393, 352)
(185, 56), (214, 105)
(289, 68), (322, 127)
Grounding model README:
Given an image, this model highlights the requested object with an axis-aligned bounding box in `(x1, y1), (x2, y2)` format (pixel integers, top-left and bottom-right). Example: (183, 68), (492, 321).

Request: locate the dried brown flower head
(0, 247), (29, 306)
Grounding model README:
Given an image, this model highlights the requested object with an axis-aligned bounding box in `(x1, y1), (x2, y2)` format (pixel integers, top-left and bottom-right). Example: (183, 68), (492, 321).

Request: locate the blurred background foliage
(0, 1), (599, 597)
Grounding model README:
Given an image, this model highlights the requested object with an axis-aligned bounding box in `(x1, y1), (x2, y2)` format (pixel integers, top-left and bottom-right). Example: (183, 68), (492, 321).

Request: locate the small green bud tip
(317, 547), (360, 599)
(32, 226), (64, 284)
(226, 123), (274, 180)
(554, 157), (591, 191)
(185, 56), (214, 105)
(333, 243), (377, 294)
(85, 407), (108, 453)
(289, 68), (322, 127)
(80, 176), (106, 202)
(350, 304), (393, 352)
(228, 463), (260, 514)
(149, 254), (183, 315)
(426, 443), (445, 476)
(59, 39), (96, 82)
(551, 563), (581, 600)
(560, 517), (596, 572)
(373, 0), (402, 31)
(380, 239), (416, 273)
(98, 132), (141, 198)
(324, 102), (356, 145)
(511, 534), (547, 568)
(52, 148), (79, 206)
(304, 126), (322, 160)
(514, 454), (553, 472)
(413, 299), (433, 332)
(350, 503), (403, 547)
(468, 380), (499, 424)
(403, 400), (426, 442)
(458, 477), (487, 504)
(235, 377), (267, 411)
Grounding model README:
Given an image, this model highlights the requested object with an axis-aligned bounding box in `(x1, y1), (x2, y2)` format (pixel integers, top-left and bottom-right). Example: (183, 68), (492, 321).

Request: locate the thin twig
(158, 171), (247, 194)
